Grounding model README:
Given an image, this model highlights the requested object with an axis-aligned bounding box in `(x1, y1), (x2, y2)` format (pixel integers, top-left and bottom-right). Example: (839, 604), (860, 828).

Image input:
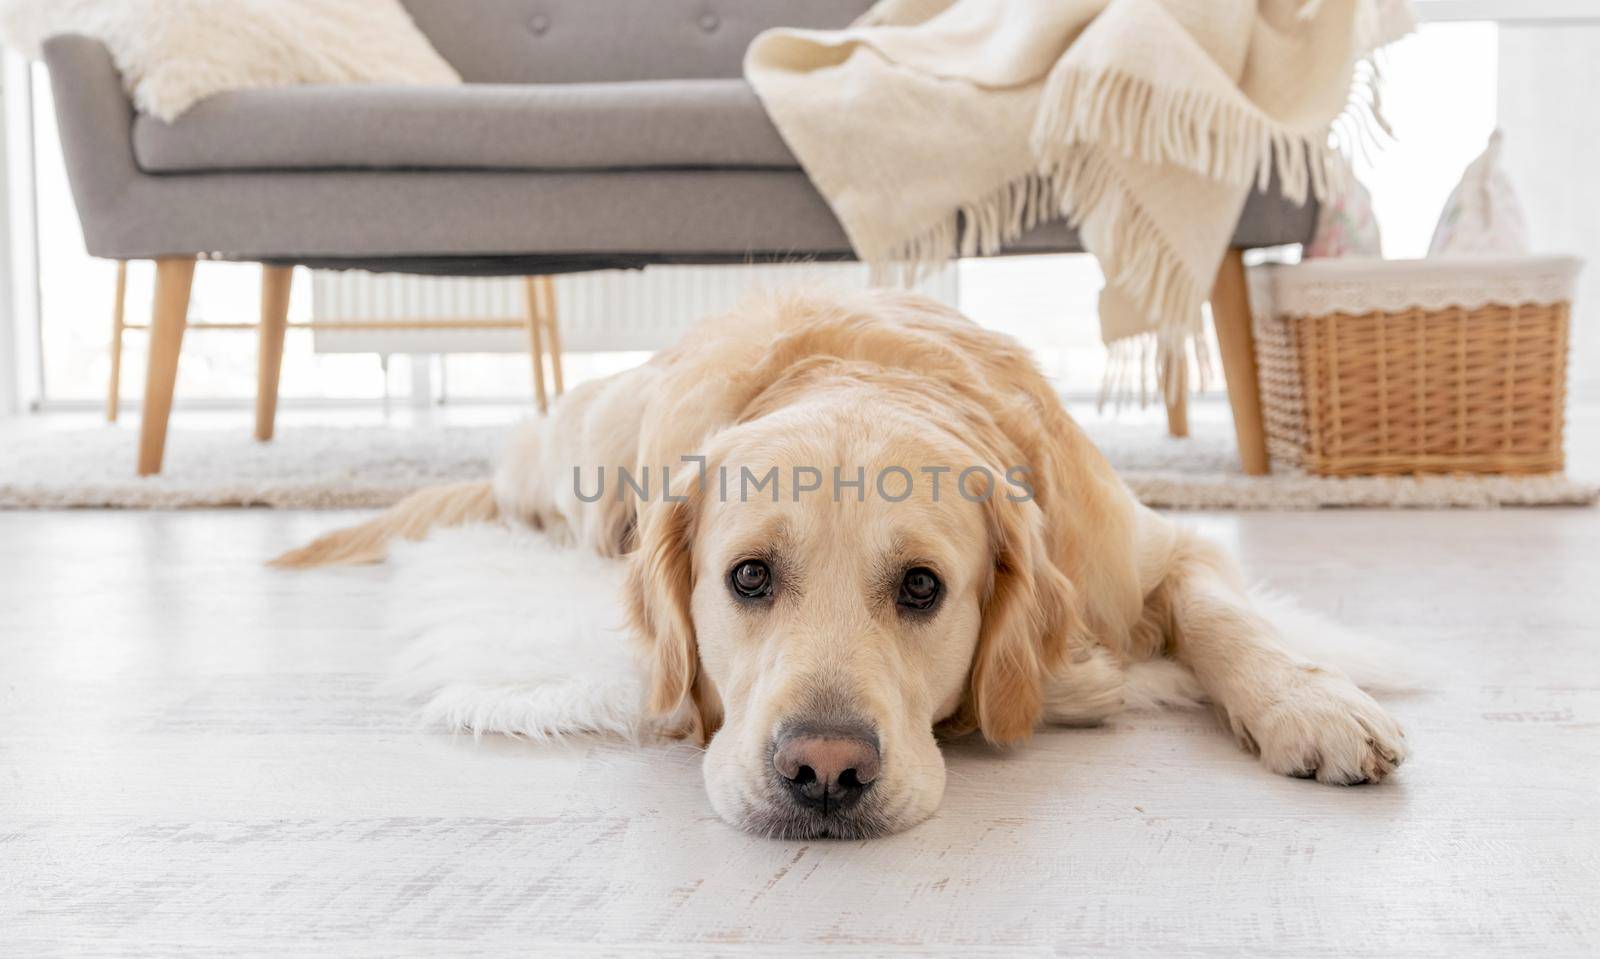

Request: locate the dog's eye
(730, 559), (773, 599)
(897, 567), (941, 612)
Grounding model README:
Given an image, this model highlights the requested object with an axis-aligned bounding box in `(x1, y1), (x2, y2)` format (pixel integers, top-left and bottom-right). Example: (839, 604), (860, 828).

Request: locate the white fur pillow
(0, 0), (461, 121)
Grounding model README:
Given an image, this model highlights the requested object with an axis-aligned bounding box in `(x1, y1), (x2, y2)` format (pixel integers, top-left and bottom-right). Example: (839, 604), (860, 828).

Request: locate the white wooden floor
(2, 497), (1598, 954)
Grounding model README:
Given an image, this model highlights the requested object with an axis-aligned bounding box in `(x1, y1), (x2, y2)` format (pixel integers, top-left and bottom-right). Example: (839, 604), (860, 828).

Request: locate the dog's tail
(269, 480), (499, 569)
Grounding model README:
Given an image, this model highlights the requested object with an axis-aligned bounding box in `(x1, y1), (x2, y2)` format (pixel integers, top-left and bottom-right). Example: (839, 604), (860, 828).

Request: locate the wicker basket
(1250, 256), (1582, 476)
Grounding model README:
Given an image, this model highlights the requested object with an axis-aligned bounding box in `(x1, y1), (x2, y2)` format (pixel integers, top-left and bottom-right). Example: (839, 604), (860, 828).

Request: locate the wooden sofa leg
(137, 256), (197, 476)
(256, 264), (293, 441)
(106, 260), (128, 423)
(522, 277), (548, 413)
(1210, 249), (1270, 475)
(1163, 352), (1188, 437)
(538, 276), (564, 397)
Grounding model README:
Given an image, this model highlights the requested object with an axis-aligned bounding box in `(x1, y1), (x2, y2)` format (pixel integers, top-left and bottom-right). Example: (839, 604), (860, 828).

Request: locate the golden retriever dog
(277, 289), (1406, 839)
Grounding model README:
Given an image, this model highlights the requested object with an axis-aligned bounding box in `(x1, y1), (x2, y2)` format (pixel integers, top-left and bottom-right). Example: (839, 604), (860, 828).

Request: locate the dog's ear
(955, 494), (1077, 744)
(625, 480), (721, 743)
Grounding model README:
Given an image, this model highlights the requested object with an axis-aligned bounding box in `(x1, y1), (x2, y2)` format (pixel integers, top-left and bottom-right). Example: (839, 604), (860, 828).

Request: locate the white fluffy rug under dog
(385, 526), (658, 741)
(4, 418), (1595, 509)
(382, 524), (1418, 742)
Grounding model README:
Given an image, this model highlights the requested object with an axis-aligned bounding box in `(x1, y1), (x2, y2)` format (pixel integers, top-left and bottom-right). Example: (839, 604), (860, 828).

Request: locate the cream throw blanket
(746, 0), (1413, 397)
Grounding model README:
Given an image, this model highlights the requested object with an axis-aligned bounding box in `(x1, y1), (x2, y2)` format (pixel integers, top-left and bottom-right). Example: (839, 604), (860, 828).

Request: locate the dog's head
(627, 353), (1078, 839)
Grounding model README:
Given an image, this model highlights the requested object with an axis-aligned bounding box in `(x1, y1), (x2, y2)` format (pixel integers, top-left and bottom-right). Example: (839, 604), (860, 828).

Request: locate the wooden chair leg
(106, 260), (128, 423)
(255, 264), (293, 442)
(1163, 350), (1189, 438)
(538, 276), (564, 397)
(1210, 249), (1270, 475)
(521, 277), (548, 414)
(137, 257), (197, 476)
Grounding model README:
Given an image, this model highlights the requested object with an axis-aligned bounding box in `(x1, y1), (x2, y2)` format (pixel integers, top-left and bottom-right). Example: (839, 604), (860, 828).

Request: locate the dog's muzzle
(755, 720), (886, 838)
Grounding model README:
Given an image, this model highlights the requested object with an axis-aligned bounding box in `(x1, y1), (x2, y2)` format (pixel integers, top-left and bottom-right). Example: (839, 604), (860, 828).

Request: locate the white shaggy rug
(2, 419), (1595, 510)
(384, 524), (1418, 742)
(385, 526), (657, 741)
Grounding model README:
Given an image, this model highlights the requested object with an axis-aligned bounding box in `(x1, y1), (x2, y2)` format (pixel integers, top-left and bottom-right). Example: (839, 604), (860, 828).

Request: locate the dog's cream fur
(280, 290), (1407, 838)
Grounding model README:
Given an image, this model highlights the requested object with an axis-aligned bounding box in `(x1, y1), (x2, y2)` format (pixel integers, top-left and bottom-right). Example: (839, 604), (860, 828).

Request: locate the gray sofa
(43, 0), (1312, 475)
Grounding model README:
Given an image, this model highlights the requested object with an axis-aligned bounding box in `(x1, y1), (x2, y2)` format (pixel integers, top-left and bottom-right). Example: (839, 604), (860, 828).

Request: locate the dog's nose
(772, 730), (881, 811)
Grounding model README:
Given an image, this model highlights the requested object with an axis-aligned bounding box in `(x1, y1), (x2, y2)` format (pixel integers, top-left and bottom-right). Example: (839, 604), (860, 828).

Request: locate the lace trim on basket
(1250, 257), (1581, 317)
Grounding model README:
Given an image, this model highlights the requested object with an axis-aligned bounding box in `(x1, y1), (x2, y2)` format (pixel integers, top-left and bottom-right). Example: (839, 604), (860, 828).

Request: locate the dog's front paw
(1231, 671), (1408, 785)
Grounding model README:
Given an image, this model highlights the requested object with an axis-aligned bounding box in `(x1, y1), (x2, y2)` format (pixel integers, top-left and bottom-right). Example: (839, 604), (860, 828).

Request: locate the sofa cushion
(132, 80), (798, 173)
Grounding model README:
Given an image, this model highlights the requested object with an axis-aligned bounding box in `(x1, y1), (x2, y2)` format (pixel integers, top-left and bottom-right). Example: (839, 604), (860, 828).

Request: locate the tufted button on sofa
(42, 0), (1311, 475)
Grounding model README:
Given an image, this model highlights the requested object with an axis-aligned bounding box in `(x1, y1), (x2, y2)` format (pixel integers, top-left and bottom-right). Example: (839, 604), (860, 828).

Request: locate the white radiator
(310, 264), (959, 355)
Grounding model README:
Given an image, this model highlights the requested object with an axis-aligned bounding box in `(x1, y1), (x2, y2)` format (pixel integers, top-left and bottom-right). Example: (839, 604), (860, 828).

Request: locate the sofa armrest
(40, 35), (140, 259)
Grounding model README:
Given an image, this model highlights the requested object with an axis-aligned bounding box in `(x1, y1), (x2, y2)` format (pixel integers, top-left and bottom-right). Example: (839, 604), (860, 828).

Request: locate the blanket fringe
(876, 148), (1206, 327)
(870, 149), (1211, 410)
(1030, 0), (1416, 209)
(1331, 52), (1393, 168)
(872, 170), (1060, 286)
(1049, 146), (1213, 411)
(1046, 148), (1205, 336)
(1096, 325), (1215, 413)
(1031, 64), (1347, 205)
